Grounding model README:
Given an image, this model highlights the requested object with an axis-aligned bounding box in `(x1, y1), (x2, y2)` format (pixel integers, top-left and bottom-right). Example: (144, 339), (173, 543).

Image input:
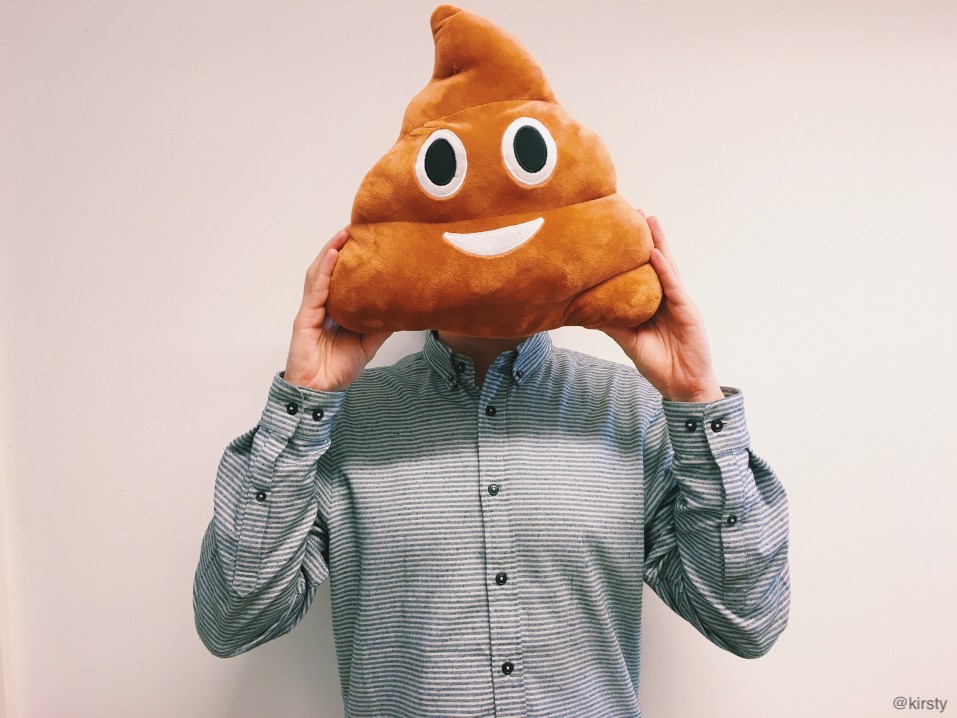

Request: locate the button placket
(476, 373), (527, 713)
(703, 409), (749, 598)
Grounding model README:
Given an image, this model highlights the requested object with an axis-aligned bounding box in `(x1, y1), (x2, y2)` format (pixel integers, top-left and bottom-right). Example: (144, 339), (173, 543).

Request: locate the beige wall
(2, 1), (956, 716)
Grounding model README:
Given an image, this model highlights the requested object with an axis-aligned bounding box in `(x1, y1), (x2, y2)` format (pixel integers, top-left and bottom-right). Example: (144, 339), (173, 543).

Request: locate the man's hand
(601, 210), (725, 403)
(283, 226), (393, 392)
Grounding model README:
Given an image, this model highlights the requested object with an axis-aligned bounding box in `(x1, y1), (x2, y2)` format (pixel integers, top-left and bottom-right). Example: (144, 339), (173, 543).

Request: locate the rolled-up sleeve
(642, 386), (790, 658)
(193, 370), (346, 658)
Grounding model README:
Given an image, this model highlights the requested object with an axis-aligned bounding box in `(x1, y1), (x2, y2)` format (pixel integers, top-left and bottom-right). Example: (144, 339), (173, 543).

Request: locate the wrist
(281, 369), (345, 393)
(661, 381), (724, 403)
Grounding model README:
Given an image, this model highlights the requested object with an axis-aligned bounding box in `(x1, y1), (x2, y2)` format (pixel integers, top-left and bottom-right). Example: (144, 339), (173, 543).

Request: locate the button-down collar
(423, 329), (553, 391)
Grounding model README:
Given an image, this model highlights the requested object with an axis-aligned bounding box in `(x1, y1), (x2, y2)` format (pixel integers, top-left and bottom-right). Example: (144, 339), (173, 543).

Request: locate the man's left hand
(601, 210), (725, 403)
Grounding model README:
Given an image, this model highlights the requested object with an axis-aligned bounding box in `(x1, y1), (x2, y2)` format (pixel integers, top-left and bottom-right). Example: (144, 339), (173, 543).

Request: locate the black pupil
(514, 125), (547, 173)
(424, 138), (456, 186)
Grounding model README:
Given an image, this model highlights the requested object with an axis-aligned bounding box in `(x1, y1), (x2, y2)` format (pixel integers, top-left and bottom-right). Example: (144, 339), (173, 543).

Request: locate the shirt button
(312, 407), (324, 421)
(515, 370), (524, 380)
(501, 660), (514, 675)
(255, 490), (267, 502)
(495, 572), (508, 585)
(711, 419), (724, 432)
(487, 483), (500, 495)
(727, 514), (738, 526)
(285, 402), (298, 415)
(455, 361), (465, 372)
(684, 418), (697, 431)
(485, 405), (497, 416)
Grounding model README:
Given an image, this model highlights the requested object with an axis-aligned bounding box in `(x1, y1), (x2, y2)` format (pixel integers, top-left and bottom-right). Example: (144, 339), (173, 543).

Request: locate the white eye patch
(501, 116), (557, 186)
(415, 128), (467, 198)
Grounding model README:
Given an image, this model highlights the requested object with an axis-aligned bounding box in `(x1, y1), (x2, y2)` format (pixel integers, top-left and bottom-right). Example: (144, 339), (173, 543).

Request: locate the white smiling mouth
(442, 217), (544, 257)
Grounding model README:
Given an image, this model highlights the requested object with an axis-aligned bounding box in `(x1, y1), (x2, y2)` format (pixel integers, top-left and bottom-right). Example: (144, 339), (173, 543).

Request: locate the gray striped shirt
(193, 330), (790, 717)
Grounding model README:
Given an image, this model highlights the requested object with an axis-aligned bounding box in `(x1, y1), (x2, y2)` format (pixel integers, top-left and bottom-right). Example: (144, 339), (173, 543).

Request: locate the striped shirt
(193, 330), (790, 717)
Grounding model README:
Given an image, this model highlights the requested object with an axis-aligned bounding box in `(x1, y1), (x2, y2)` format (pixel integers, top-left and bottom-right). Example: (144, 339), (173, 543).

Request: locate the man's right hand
(283, 225), (393, 392)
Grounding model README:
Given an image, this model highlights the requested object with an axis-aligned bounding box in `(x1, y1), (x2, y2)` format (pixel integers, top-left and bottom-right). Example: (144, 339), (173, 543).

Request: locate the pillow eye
(502, 117), (557, 186)
(415, 129), (467, 198)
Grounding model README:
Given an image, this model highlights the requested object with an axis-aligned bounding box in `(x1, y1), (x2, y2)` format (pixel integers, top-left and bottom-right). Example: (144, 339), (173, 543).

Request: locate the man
(193, 212), (790, 717)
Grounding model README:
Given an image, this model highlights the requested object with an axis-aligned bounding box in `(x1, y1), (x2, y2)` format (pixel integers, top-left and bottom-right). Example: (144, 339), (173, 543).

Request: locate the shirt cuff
(259, 370), (347, 443)
(661, 385), (750, 458)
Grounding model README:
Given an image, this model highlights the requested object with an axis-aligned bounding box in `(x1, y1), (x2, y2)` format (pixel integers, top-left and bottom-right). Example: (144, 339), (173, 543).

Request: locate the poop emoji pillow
(326, 5), (663, 338)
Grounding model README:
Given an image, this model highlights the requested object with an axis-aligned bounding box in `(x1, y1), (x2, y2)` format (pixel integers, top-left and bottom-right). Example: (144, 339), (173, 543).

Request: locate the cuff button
(684, 419), (698, 431)
(711, 419), (724, 432)
(285, 401), (299, 415)
(312, 407), (324, 421)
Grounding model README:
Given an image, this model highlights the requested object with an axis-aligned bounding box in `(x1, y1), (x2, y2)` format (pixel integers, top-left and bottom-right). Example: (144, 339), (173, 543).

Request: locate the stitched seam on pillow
(400, 97), (556, 139)
(354, 191), (620, 227)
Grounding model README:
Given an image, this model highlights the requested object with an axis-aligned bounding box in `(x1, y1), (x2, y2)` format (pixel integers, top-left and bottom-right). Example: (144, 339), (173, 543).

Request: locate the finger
(303, 229), (350, 309)
(317, 226), (349, 264)
(646, 215), (681, 281)
(649, 246), (689, 305)
(304, 227), (350, 292)
(305, 247), (340, 311)
(637, 209), (679, 278)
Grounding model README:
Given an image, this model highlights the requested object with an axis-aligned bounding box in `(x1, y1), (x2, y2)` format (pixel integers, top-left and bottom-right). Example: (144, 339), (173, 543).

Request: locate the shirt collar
(423, 329), (553, 391)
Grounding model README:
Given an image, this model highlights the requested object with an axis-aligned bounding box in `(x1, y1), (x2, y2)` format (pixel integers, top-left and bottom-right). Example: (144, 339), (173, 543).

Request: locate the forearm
(193, 371), (345, 657)
(643, 386), (790, 658)
(193, 513), (316, 658)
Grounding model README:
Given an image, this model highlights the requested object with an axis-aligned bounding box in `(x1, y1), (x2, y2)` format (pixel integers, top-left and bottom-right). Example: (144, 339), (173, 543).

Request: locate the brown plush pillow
(326, 4), (662, 338)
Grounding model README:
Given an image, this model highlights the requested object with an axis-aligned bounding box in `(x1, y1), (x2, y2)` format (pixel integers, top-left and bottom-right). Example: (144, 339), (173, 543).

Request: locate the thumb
(599, 325), (632, 349)
(361, 330), (393, 359)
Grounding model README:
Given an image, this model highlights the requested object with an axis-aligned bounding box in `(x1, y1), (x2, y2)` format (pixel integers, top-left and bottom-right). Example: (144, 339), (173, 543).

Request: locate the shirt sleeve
(193, 370), (346, 658)
(641, 385), (791, 658)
